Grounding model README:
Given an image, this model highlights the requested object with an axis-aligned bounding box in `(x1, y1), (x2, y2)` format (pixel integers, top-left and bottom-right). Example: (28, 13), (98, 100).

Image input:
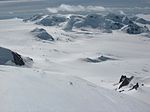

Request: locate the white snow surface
(0, 16), (150, 111)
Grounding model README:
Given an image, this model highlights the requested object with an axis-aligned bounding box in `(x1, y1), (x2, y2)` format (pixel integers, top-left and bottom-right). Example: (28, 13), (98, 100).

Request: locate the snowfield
(0, 16), (150, 111)
(0, 1), (150, 111)
(0, 66), (150, 112)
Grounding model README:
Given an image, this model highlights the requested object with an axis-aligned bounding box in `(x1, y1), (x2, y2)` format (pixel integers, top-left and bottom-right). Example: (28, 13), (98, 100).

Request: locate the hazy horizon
(0, 0), (150, 19)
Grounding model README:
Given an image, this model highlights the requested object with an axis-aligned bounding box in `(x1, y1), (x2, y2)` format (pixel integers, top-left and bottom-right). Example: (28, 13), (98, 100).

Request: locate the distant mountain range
(0, 0), (149, 19)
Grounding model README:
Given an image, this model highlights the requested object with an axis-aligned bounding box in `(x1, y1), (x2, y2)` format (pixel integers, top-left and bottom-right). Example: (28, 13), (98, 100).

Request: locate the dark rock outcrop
(108, 22), (124, 30)
(31, 28), (54, 41)
(63, 15), (84, 31)
(129, 83), (139, 90)
(36, 15), (66, 26)
(119, 75), (127, 83)
(122, 16), (133, 25)
(64, 13), (127, 31)
(0, 47), (33, 66)
(83, 55), (115, 63)
(119, 76), (134, 89)
(105, 13), (125, 23)
(23, 14), (44, 22)
(135, 18), (150, 25)
(24, 13), (150, 35)
(11, 52), (25, 66)
(122, 23), (149, 34)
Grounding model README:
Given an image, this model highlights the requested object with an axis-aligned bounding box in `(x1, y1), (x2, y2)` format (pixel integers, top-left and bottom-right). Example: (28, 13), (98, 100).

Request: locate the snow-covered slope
(0, 0), (150, 111)
(0, 16), (150, 111)
(0, 66), (149, 112)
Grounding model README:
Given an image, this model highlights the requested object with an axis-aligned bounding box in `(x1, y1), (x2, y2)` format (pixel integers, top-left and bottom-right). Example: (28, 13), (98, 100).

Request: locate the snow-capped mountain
(24, 13), (150, 34)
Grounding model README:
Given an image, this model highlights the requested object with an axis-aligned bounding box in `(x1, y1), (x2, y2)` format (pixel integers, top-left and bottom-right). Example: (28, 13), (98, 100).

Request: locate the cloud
(47, 4), (106, 13)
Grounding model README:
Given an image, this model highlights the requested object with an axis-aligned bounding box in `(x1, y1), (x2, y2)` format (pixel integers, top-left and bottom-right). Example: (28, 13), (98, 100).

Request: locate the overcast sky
(0, 0), (149, 7)
(0, 0), (149, 19)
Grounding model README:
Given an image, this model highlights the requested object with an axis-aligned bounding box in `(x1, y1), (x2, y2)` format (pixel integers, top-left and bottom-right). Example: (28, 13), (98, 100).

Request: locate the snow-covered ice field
(0, 0), (150, 112)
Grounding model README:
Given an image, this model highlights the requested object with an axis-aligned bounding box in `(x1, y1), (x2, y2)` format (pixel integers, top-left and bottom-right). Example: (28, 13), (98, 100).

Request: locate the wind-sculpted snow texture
(0, 15), (150, 111)
(0, 0), (150, 111)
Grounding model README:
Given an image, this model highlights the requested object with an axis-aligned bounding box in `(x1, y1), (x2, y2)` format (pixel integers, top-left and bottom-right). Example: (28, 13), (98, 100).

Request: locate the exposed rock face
(0, 47), (13, 65)
(11, 52), (25, 66)
(24, 13), (150, 35)
(115, 75), (142, 92)
(23, 14), (44, 22)
(64, 13), (132, 31)
(31, 28), (54, 41)
(63, 15), (84, 31)
(122, 16), (133, 25)
(105, 13), (125, 23)
(0, 47), (33, 66)
(122, 23), (149, 34)
(64, 14), (125, 31)
(135, 18), (150, 25)
(83, 14), (105, 28)
(118, 76), (134, 89)
(83, 55), (115, 63)
(119, 75), (127, 83)
(129, 83), (139, 90)
(36, 15), (66, 26)
(104, 21), (124, 30)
